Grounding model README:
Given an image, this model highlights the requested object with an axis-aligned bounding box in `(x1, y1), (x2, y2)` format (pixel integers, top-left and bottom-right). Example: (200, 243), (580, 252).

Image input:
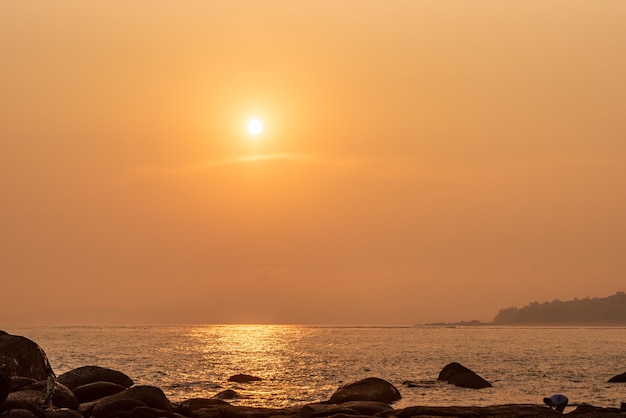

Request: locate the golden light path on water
(6, 325), (626, 410)
(182, 325), (323, 404)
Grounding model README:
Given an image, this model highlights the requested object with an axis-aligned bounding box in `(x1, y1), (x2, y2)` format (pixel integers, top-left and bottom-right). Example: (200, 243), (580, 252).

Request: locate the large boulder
(608, 372), (626, 382)
(1, 390), (46, 417)
(91, 386), (172, 418)
(437, 362), (492, 389)
(178, 398), (229, 416)
(328, 377), (401, 404)
(300, 401), (393, 418)
(1, 370), (10, 405)
(0, 333), (51, 380)
(57, 366), (133, 390)
(1, 409), (39, 418)
(72, 381), (128, 403)
(92, 399), (146, 418)
(43, 410), (83, 418)
(19, 381), (78, 410)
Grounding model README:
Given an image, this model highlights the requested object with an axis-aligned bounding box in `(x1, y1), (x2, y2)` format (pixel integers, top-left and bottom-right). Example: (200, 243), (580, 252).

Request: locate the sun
(247, 118), (263, 136)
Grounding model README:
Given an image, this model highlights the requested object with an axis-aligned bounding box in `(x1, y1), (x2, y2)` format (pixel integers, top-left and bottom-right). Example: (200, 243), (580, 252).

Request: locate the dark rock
(0, 334), (52, 380)
(131, 406), (181, 418)
(189, 408), (222, 418)
(227, 375), (262, 384)
(607, 372), (626, 382)
(1, 373), (10, 405)
(569, 403), (623, 416)
(437, 362), (492, 389)
(178, 398), (229, 416)
(91, 385), (172, 417)
(19, 382), (78, 411)
(57, 367), (133, 390)
(77, 401), (97, 417)
(388, 404), (564, 417)
(212, 390), (239, 400)
(299, 401), (392, 418)
(72, 381), (127, 403)
(0, 409), (38, 418)
(211, 404), (279, 418)
(43, 409), (83, 418)
(1, 391), (45, 418)
(328, 377), (401, 404)
(8, 378), (37, 392)
(92, 399), (146, 418)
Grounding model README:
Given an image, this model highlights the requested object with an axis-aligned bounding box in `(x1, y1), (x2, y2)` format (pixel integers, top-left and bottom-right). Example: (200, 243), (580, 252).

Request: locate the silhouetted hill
(493, 291), (626, 324)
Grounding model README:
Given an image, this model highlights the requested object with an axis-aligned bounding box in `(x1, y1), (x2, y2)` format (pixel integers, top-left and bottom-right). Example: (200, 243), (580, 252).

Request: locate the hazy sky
(2, 1), (625, 325)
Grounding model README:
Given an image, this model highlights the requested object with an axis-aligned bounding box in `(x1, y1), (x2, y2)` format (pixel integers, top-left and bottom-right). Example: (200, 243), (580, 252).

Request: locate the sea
(4, 326), (626, 413)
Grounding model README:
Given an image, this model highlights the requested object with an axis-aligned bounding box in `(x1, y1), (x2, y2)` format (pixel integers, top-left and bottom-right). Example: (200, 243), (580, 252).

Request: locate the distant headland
(425, 291), (626, 326)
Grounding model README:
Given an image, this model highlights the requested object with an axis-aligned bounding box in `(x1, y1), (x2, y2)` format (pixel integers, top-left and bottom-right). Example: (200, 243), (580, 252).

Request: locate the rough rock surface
(1, 390), (46, 417)
(0, 333), (51, 381)
(91, 385), (172, 416)
(57, 367), (133, 390)
(71, 382), (127, 403)
(0, 372), (10, 405)
(178, 398), (229, 416)
(437, 362), (492, 389)
(328, 378), (401, 404)
(300, 401), (393, 417)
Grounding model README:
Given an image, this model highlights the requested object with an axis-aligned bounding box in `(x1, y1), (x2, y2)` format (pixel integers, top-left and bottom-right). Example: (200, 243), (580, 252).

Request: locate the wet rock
(437, 362), (492, 389)
(227, 375), (262, 384)
(300, 401), (392, 418)
(91, 385), (172, 416)
(189, 408), (222, 418)
(178, 398), (229, 416)
(607, 371), (626, 382)
(130, 406), (182, 418)
(0, 333), (51, 381)
(386, 404), (563, 417)
(57, 367), (133, 390)
(92, 399), (146, 418)
(328, 377), (401, 404)
(71, 381), (127, 403)
(212, 390), (240, 400)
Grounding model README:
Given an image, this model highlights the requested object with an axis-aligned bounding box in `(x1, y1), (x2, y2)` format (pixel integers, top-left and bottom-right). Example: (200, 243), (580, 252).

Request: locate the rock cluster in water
(1, 331), (625, 417)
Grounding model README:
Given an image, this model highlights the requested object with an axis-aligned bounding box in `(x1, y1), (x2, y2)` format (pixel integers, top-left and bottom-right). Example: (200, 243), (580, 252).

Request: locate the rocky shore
(1, 331), (625, 418)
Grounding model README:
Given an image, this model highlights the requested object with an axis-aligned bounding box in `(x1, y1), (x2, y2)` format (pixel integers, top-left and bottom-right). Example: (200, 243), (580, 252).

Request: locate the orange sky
(2, 1), (625, 325)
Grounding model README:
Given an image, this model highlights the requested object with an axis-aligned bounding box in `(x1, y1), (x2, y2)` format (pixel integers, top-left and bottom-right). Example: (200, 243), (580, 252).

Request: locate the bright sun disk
(247, 119), (263, 135)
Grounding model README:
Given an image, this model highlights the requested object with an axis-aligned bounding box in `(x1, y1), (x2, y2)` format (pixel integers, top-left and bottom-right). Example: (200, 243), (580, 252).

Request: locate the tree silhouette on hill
(493, 291), (626, 324)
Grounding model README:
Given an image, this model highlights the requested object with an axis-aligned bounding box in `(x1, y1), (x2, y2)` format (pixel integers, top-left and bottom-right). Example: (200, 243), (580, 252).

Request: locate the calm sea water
(4, 326), (626, 412)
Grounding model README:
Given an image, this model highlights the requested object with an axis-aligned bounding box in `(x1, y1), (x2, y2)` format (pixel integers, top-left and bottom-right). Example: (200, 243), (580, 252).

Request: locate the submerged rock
(212, 390), (240, 400)
(227, 375), (262, 384)
(437, 362), (492, 389)
(328, 377), (401, 404)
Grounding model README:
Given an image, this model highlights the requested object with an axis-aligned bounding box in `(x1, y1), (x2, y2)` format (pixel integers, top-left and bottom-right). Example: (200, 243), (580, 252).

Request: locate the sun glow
(247, 118), (263, 136)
